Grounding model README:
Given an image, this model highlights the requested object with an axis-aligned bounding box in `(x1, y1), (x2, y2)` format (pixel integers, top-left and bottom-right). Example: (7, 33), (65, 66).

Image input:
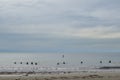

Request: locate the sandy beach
(0, 70), (120, 80)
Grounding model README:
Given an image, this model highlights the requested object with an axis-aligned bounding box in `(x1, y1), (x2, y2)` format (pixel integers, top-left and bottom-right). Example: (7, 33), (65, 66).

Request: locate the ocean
(0, 53), (120, 72)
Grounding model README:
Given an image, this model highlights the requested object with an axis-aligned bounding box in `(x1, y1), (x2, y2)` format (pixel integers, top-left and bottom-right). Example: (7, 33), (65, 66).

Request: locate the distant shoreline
(99, 66), (120, 69)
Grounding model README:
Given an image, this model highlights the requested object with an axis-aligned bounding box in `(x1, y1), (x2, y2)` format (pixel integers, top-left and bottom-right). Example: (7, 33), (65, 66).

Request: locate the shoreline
(0, 65), (120, 80)
(0, 69), (120, 80)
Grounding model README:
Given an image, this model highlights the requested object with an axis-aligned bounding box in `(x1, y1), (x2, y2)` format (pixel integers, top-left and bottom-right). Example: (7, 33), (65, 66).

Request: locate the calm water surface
(0, 53), (120, 68)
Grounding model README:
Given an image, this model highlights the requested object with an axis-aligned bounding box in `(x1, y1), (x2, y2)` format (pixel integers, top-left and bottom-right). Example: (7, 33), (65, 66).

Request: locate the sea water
(0, 53), (120, 72)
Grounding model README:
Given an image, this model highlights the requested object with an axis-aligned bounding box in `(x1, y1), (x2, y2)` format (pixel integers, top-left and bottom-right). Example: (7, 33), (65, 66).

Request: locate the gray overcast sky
(0, 0), (120, 53)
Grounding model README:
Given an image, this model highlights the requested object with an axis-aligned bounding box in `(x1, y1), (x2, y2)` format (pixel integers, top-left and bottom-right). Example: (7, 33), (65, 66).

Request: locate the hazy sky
(0, 0), (120, 53)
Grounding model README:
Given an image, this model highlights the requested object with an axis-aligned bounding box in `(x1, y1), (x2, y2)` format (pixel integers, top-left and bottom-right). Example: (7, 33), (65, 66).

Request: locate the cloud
(0, 0), (120, 53)
(0, 33), (120, 53)
(1, 24), (120, 39)
(64, 26), (120, 39)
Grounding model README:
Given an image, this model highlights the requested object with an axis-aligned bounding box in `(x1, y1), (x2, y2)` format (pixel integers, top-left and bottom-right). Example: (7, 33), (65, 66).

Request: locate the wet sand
(0, 71), (120, 80)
